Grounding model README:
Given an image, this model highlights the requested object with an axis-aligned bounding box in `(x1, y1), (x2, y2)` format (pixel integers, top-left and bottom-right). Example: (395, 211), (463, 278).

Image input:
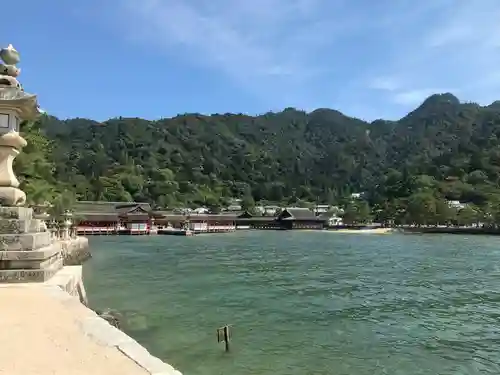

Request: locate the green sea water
(83, 231), (500, 374)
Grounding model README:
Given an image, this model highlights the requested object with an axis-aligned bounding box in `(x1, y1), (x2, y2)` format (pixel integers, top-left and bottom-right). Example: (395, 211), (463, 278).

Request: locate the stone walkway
(0, 284), (177, 375)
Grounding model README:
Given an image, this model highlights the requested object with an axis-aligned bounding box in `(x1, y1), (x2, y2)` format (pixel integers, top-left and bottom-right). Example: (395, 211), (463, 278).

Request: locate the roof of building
(153, 213), (239, 222)
(74, 202), (242, 222)
(155, 214), (187, 222)
(317, 211), (341, 220)
(73, 201), (151, 214)
(116, 205), (151, 216)
(279, 208), (319, 221)
(116, 203), (152, 212)
(220, 210), (243, 216)
(76, 213), (119, 222)
(122, 214), (150, 222)
(238, 211), (253, 219)
(188, 214), (238, 221)
(237, 217), (277, 222)
(153, 211), (178, 216)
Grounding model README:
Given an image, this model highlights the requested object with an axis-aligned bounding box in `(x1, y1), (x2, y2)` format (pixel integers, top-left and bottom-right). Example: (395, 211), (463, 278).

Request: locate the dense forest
(15, 93), (500, 225)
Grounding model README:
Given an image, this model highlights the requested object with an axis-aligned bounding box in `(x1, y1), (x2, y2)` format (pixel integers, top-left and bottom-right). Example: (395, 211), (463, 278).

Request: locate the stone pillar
(62, 211), (73, 240)
(36, 204), (50, 233)
(0, 44), (63, 283)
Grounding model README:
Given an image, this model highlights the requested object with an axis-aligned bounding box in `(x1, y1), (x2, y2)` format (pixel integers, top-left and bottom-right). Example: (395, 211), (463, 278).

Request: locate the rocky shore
(95, 308), (122, 330)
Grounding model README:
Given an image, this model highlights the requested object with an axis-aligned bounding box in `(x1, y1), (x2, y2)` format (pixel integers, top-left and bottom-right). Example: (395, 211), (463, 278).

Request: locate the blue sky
(4, 0), (500, 121)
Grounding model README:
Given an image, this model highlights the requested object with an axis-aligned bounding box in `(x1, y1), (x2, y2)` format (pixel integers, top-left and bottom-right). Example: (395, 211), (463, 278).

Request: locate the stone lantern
(0, 44), (62, 283)
(61, 210), (73, 240)
(0, 44), (39, 206)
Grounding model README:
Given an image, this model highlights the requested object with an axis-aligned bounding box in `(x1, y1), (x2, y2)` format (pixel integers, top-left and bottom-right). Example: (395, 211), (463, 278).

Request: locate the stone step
(0, 257), (63, 283)
(1, 250), (62, 270)
(0, 218), (48, 234)
(0, 206), (32, 220)
(0, 231), (52, 251)
(0, 243), (60, 261)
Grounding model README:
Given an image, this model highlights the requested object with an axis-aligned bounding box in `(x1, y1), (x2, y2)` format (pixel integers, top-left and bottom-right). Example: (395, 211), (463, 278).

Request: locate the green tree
(406, 192), (436, 226)
(12, 92), (500, 215)
(16, 120), (59, 205)
(434, 199), (456, 226)
(49, 190), (76, 220)
(456, 206), (477, 227)
(375, 201), (398, 226)
(342, 200), (371, 225)
(241, 194), (255, 212)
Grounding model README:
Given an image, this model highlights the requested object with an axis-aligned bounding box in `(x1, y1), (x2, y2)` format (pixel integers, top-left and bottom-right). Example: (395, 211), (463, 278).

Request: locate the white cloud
(116, 0), (349, 83)
(369, 77), (400, 92)
(369, 0), (500, 109)
(107, 0), (500, 118)
(110, 0), (388, 105)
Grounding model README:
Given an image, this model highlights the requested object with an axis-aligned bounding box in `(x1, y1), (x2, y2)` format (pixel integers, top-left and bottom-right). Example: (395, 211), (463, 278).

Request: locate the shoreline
(400, 226), (500, 235)
(326, 227), (394, 234)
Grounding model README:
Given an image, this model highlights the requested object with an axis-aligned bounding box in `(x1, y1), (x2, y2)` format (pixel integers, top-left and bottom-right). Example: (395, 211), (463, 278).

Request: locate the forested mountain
(15, 93), (500, 222)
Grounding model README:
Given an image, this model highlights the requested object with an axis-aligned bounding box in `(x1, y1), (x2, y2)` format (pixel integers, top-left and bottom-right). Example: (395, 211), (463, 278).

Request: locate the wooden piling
(217, 325), (231, 352)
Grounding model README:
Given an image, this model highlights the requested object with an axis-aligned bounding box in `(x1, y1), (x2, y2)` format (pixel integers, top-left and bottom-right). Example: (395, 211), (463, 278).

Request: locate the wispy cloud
(369, 0), (500, 109)
(108, 0), (500, 118)
(110, 0), (387, 104)
(369, 77), (400, 92)
(116, 0), (352, 83)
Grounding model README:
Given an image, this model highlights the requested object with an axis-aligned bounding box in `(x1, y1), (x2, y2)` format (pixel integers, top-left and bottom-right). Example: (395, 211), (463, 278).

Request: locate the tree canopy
(14, 93), (500, 225)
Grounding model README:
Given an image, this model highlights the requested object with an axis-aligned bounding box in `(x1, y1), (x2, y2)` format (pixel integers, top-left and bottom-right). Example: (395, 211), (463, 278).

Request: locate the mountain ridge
(45, 92), (489, 124)
(15, 92), (500, 215)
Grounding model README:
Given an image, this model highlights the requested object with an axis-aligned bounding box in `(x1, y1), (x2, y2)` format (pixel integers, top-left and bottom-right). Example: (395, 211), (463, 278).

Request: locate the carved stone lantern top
(0, 44), (20, 65)
(0, 44), (40, 121)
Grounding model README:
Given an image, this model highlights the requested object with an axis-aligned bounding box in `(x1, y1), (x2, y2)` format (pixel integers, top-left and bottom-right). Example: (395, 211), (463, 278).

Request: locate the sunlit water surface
(83, 231), (500, 374)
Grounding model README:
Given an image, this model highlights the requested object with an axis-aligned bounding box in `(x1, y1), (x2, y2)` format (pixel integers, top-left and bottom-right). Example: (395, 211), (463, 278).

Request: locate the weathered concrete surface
(0, 205), (64, 283)
(0, 266), (182, 375)
(44, 265), (88, 305)
(0, 256), (63, 282)
(0, 231), (52, 251)
(60, 236), (91, 265)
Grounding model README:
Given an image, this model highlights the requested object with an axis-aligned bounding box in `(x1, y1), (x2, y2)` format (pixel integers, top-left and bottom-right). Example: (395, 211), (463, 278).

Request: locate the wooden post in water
(217, 325), (231, 352)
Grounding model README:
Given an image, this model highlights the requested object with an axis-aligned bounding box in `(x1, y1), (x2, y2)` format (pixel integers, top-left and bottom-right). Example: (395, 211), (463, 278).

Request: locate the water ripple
(84, 232), (500, 375)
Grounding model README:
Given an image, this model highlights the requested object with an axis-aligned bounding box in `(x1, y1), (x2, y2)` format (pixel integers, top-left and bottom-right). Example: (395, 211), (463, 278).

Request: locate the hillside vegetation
(16, 93), (500, 224)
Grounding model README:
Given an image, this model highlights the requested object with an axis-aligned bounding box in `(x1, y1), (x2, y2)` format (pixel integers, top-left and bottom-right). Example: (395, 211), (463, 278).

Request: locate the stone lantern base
(0, 206), (62, 282)
(0, 187), (26, 207)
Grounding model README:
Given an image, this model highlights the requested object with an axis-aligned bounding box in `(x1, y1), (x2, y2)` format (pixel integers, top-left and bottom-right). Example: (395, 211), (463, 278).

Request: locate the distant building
(276, 208), (324, 230)
(327, 215), (343, 226)
(351, 192), (363, 199)
(253, 206), (265, 215)
(173, 208), (193, 215)
(227, 204), (242, 212)
(447, 200), (466, 210)
(263, 205), (280, 216)
(74, 201), (153, 235)
(318, 211), (343, 227)
(74, 201), (239, 234)
(314, 204), (330, 214)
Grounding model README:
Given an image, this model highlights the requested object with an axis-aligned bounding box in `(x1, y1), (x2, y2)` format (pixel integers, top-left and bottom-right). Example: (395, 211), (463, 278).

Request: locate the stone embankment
(60, 236), (92, 265)
(0, 264), (182, 375)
